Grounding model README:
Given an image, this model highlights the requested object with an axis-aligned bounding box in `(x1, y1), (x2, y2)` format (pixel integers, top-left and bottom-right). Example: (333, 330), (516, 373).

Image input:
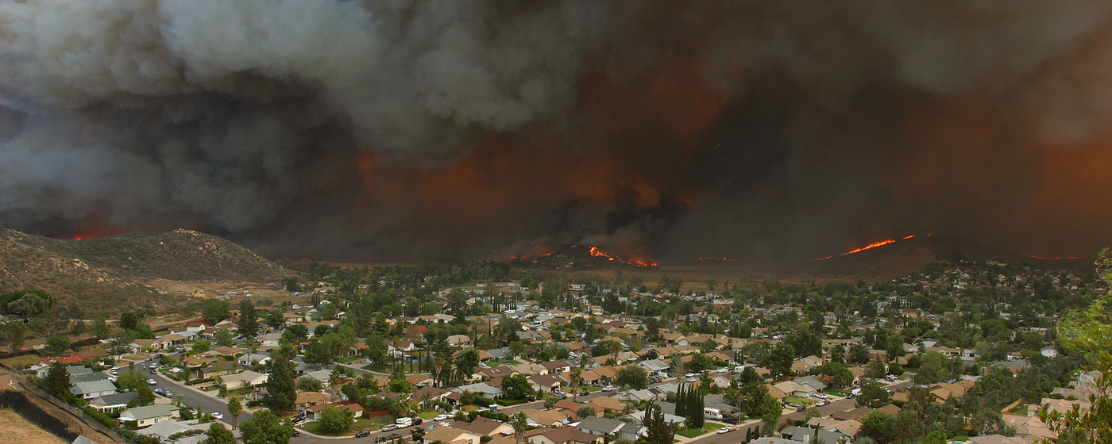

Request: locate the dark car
(355, 430), (371, 438)
(292, 430), (300, 437)
(410, 428), (421, 434)
(580, 390), (589, 396)
(388, 433), (401, 440)
(413, 418), (423, 425)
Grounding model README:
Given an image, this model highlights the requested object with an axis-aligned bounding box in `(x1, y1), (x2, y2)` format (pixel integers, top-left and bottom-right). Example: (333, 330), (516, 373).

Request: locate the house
(70, 380), (118, 400)
(238, 353), (271, 367)
(71, 372), (110, 385)
(422, 427), (482, 444)
(541, 360), (572, 374)
(411, 386), (452, 406)
(451, 416), (513, 436)
(452, 383), (504, 398)
(637, 359), (670, 374)
(185, 320), (211, 332)
(259, 332), (283, 347)
(772, 380), (815, 398)
(221, 370), (269, 390)
(792, 376), (827, 392)
(626, 410), (685, 426)
(295, 392), (331, 410)
(554, 400), (588, 419)
(448, 335), (473, 348)
(89, 392), (139, 413)
(780, 425), (845, 444)
(576, 416), (626, 437)
(529, 374), (565, 393)
(119, 404), (178, 428)
(522, 408), (570, 428)
(967, 436), (1030, 444)
(586, 397), (626, 415)
(137, 420), (215, 444)
(524, 427), (602, 444)
(407, 373), (434, 387)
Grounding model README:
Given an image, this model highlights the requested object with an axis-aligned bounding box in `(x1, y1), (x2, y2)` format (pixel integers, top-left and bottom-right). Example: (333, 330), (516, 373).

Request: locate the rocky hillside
(0, 228), (295, 315)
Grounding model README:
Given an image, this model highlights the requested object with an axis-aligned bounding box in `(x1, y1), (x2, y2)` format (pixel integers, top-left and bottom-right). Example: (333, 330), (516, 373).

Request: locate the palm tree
(512, 412), (529, 444)
(227, 397), (243, 430)
(569, 366), (583, 402)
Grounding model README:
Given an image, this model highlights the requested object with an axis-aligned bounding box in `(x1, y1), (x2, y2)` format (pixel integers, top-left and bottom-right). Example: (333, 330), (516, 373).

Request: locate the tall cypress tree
(674, 383), (686, 419)
(264, 356), (296, 413)
(238, 300), (258, 338)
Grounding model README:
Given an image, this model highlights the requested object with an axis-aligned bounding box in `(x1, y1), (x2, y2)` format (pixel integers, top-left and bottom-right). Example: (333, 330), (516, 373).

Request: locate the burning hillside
(1, 2), (1111, 261)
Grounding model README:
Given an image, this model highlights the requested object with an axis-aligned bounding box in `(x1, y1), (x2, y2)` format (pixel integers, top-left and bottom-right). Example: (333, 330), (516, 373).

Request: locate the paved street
(148, 360), (251, 428)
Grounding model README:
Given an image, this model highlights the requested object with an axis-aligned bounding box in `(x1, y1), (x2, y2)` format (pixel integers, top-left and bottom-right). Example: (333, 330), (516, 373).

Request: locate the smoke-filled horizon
(2, 0), (1112, 262)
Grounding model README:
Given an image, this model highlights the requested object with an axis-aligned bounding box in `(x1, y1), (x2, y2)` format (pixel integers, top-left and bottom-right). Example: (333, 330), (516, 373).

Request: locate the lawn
(0, 355), (42, 370)
(675, 422), (724, 438)
(361, 364), (390, 373)
(785, 396), (815, 405)
(488, 360), (523, 366)
(416, 411), (439, 420)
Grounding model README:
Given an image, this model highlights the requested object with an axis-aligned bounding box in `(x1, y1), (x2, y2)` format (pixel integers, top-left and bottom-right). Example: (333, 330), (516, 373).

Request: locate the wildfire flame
(699, 256), (748, 262)
(586, 246), (657, 267)
(1023, 254), (1096, 260)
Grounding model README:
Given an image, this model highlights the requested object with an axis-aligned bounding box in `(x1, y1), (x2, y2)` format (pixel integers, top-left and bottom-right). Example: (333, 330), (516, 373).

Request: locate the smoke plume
(2, 0), (1112, 261)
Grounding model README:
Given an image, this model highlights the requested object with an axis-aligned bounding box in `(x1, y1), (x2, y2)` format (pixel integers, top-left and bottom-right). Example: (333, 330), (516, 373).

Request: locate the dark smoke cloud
(2, 0), (1112, 261)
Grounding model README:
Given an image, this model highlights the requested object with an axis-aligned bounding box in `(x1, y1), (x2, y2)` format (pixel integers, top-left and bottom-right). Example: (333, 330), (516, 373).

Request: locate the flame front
(1023, 254), (1096, 260)
(587, 246), (657, 267)
(815, 239), (897, 261)
(699, 256), (748, 262)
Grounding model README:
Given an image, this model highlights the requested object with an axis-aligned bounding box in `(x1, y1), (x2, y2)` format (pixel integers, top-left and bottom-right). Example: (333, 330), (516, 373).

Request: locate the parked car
(147, 379), (157, 385)
(211, 412), (224, 419)
(387, 433), (401, 440)
(355, 430), (370, 438)
(381, 425), (396, 432)
(433, 414), (451, 421)
(602, 385), (615, 392)
(292, 430), (300, 437)
(717, 427), (731, 435)
(580, 390), (589, 396)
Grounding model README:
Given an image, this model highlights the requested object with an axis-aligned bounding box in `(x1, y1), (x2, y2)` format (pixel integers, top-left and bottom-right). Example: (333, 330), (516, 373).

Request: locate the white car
(601, 385), (615, 392)
(717, 427), (731, 435)
(434, 414), (451, 421)
(147, 379), (157, 385)
(211, 412), (223, 419)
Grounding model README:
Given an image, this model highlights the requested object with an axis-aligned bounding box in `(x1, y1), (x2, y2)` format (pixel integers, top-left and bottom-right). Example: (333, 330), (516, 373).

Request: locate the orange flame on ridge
(699, 256), (748, 262)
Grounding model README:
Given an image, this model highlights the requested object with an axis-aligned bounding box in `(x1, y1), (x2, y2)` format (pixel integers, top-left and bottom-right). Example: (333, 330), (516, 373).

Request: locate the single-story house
(524, 427), (602, 444)
(119, 404), (178, 428)
(221, 370), (269, 390)
(89, 392), (139, 413)
(70, 380), (118, 400)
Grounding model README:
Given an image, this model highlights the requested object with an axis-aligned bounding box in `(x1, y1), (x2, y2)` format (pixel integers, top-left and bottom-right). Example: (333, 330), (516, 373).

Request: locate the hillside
(0, 228), (296, 315)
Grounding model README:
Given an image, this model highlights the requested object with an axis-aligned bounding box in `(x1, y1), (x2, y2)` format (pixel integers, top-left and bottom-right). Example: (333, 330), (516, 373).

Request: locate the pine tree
(238, 300), (258, 338)
(675, 383), (687, 419)
(40, 361), (71, 400)
(642, 402), (674, 444)
(263, 357), (296, 413)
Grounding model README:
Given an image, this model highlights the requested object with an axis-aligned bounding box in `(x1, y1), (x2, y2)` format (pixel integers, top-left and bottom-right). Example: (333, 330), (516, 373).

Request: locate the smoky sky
(2, 0), (1112, 262)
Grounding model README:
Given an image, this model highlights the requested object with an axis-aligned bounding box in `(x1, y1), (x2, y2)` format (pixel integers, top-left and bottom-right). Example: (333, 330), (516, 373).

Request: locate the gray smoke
(2, 0), (1111, 261)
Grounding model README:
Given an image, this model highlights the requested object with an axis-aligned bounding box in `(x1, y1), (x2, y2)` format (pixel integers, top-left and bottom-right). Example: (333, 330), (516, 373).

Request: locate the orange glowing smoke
(699, 256), (748, 262)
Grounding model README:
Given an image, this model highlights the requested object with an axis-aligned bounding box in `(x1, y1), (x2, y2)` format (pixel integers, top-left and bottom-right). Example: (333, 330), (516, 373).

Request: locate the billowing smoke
(2, 0), (1112, 261)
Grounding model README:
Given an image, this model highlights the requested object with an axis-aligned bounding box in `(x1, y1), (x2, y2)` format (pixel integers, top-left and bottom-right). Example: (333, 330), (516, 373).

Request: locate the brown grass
(0, 409), (69, 444)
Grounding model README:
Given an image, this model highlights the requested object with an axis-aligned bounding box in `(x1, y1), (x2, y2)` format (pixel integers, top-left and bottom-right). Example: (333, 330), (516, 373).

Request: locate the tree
(298, 377), (323, 392)
(318, 406), (355, 434)
(642, 402), (674, 444)
(512, 412), (529, 444)
(569, 366), (584, 401)
(238, 300), (258, 337)
(92, 315), (111, 340)
(865, 359), (888, 380)
(192, 339), (211, 353)
(136, 386), (156, 406)
(303, 339), (336, 368)
(40, 361), (71, 399)
(576, 405), (596, 419)
(502, 374), (533, 401)
(1041, 262), (1112, 443)
(214, 329), (235, 347)
(201, 300), (231, 325)
(815, 362), (853, 388)
(759, 396), (781, 436)
(615, 365), (649, 390)
(543, 394), (558, 410)
(849, 343), (870, 364)
(118, 370), (147, 391)
(227, 397), (243, 430)
(45, 334), (70, 354)
(0, 319), (26, 351)
(239, 409), (295, 444)
(202, 423), (236, 444)
(767, 343), (795, 381)
(263, 358), (296, 413)
(856, 381), (889, 408)
(454, 348), (480, 383)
